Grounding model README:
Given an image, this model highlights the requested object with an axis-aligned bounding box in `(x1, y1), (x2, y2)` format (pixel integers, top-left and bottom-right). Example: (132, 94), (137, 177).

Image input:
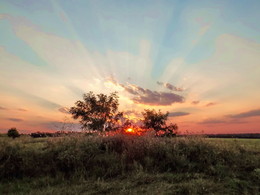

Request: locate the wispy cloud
(0, 106), (8, 110)
(58, 107), (70, 114)
(200, 118), (247, 125)
(205, 102), (217, 107)
(192, 101), (200, 105)
(169, 112), (190, 117)
(228, 109), (260, 118)
(7, 118), (24, 122)
(17, 108), (27, 112)
(200, 119), (226, 124)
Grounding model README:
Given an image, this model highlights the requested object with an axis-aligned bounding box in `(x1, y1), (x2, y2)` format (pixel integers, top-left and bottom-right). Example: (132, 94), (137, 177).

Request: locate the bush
(7, 128), (20, 139)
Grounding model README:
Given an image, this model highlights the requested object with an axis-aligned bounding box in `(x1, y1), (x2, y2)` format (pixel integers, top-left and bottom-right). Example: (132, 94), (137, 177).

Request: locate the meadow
(0, 134), (259, 194)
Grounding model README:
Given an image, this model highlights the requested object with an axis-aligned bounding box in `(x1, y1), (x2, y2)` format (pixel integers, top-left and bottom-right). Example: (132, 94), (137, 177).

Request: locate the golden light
(126, 128), (134, 133)
(123, 127), (145, 135)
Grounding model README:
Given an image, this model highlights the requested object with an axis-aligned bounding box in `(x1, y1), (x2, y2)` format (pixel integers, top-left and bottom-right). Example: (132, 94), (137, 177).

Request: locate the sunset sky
(0, 0), (260, 134)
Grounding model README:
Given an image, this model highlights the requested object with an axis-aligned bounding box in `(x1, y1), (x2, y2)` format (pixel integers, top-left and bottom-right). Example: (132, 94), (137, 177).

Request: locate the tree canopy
(142, 109), (177, 136)
(70, 91), (178, 136)
(70, 91), (123, 131)
(7, 128), (20, 139)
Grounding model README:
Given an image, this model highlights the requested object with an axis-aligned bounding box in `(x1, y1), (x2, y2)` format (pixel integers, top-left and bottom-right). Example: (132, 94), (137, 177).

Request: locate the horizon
(1, 0), (260, 134)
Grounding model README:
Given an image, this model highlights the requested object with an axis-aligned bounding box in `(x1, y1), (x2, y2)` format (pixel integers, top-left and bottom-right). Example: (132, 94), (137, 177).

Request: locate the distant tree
(7, 128), (20, 139)
(142, 109), (177, 137)
(70, 91), (123, 131)
(30, 132), (53, 138)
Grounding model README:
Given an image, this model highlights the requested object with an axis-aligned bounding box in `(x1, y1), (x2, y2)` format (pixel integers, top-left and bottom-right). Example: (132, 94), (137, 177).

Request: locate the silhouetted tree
(70, 91), (123, 131)
(122, 119), (133, 129)
(142, 109), (177, 136)
(7, 128), (20, 139)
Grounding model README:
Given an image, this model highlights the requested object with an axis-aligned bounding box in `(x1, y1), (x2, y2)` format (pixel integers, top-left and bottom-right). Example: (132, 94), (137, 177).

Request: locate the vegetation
(1, 92), (259, 194)
(0, 135), (259, 194)
(142, 109), (178, 137)
(70, 92), (178, 137)
(70, 91), (123, 131)
(7, 128), (20, 139)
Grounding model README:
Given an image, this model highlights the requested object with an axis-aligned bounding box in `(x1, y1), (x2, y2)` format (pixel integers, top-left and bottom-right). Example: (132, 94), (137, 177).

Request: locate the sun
(124, 127), (145, 135)
(126, 128), (134, 133)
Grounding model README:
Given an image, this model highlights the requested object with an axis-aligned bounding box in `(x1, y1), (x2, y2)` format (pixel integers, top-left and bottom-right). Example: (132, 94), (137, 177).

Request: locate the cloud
(0, 106), (8, 110)
(157, 81), (184, 92)
(123, 84), (184, 106)
(205, 102), (217, 107)
(122, 85), (140, 95)
(105, 78), (185, 106)
(17, 108), (27, 112)
(132, 91), (184, 106)
(58, 107), (70, 114)
(228, 109), (260, 118)
(192, 101), (200, 105)
(7, 118), (24, 122)
(200, 119), (226, 124)
(168, 112), (190, 117)
(200, 118), (247, 125)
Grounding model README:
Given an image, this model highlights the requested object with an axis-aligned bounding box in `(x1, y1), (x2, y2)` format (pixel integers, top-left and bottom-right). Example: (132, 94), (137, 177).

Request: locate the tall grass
(0, 135), (259, 193)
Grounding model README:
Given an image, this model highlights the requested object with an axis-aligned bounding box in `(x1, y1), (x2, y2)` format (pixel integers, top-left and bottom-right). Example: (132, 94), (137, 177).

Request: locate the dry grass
(0, 134), (259, 194)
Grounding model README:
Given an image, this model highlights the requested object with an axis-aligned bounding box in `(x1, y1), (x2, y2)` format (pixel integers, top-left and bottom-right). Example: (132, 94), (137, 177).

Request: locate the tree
(70, 91), (123, 131)
(142, 109), (177, 137)
(7, 128), (20, 139)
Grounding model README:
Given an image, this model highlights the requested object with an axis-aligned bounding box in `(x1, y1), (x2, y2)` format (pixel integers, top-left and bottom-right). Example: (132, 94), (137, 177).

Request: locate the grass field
(0, 135), (259, 194)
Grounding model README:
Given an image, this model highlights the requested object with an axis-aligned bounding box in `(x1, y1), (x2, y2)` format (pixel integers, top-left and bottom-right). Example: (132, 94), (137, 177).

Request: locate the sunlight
(124, 127), (147, 136)
(125, 128), (134, 133)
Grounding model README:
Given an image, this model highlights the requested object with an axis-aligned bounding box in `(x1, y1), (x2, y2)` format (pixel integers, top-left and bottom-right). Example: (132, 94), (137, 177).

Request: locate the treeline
(206, 133), (260, 139)
(30, 131), (82, 138)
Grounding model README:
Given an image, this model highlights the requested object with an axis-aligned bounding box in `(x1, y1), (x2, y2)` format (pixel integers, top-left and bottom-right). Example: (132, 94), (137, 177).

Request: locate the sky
(0, 0), (260, 134)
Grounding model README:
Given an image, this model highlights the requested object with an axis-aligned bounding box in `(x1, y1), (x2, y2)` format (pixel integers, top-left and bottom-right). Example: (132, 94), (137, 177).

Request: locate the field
(0, 135), (259, 194)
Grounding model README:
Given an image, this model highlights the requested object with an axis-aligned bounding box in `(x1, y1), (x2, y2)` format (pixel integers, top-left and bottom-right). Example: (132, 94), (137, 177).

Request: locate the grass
(0, 135), (259, 194)
(0, 173), (236, 195)
(205, 138), (260, 152)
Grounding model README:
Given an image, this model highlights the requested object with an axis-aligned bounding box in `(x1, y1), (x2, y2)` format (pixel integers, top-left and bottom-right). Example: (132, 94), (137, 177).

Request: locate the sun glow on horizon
(126, 128), (134, 133)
